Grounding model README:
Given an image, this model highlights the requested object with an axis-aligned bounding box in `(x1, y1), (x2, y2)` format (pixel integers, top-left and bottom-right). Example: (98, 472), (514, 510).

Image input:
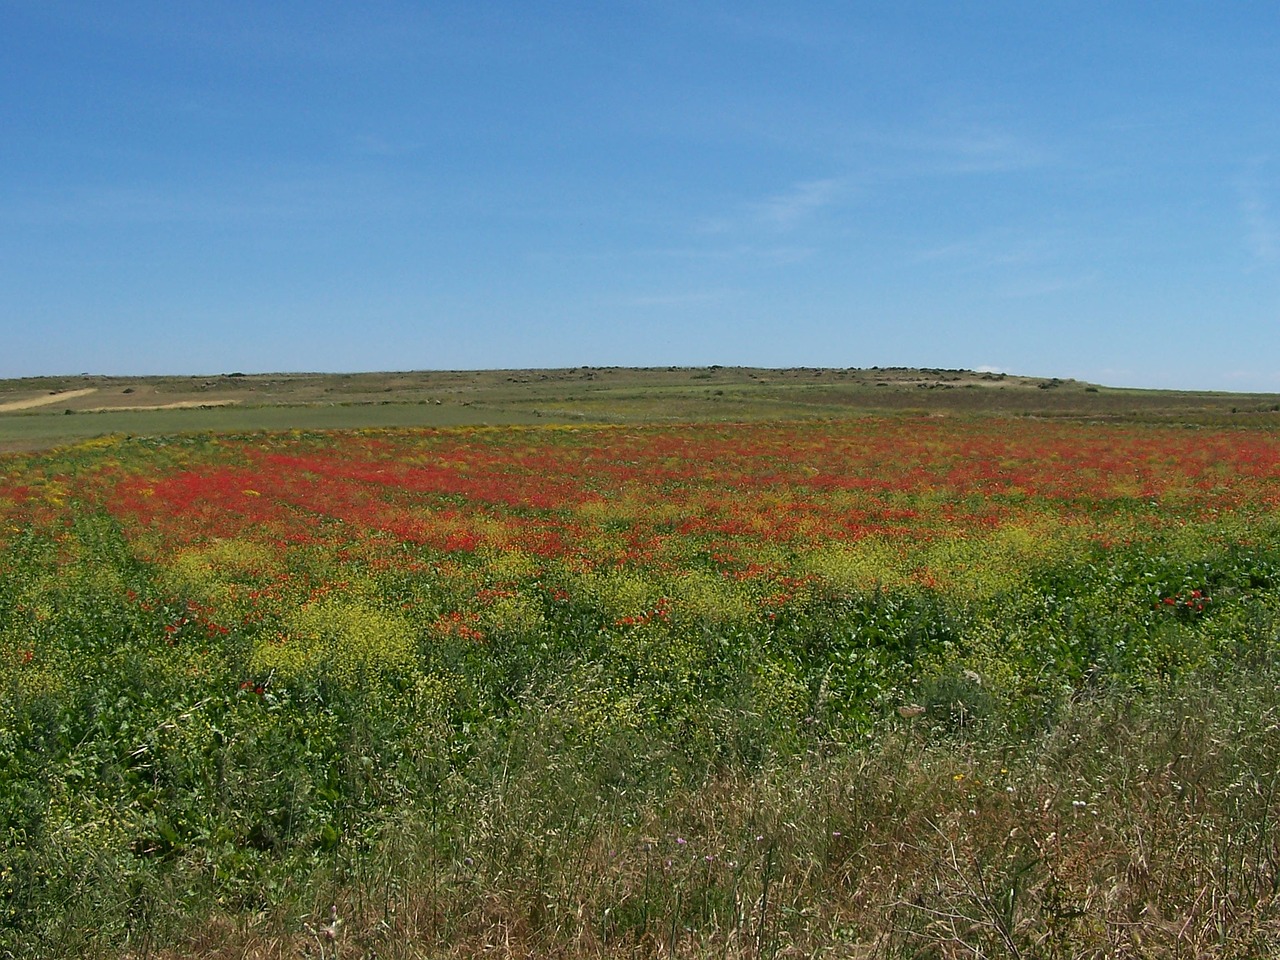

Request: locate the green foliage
(4, 425), (1280, 956)
(260, 593), (416, 686)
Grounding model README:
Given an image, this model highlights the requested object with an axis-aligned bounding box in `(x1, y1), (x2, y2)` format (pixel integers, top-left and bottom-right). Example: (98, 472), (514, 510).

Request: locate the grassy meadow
(3, 369), (1280, 957)
(5, 366), (1280, 453)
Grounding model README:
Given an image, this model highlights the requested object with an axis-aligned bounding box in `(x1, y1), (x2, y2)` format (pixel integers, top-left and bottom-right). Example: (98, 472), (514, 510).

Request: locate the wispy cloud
(347, 133), (414, 158)
(995, 273), (1096, 300)
(697, 176), (851, 239)
(911, 227), (1094, 300)
(625, 288), (740, 307)
(695, 114), (1046, 242)
(1237, 163), (1279, 264)
(751, 177), (847, 230)
(731, 105), (1049, 179)
(2, 172), (418, 228)
(531, 244), (816, 267)
(648, 244), (818, 265)
(911, 229), (1057, 272)
(899, 126), (1049, 177)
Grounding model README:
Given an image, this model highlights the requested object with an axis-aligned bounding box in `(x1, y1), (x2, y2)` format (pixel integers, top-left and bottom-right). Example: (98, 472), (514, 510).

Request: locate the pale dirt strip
(0, 388), (98, 412)
(81, 400), (240, 412)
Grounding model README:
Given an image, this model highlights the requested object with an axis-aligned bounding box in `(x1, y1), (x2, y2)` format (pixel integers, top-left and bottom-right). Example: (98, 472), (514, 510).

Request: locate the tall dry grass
(136, 662), (1280, 960)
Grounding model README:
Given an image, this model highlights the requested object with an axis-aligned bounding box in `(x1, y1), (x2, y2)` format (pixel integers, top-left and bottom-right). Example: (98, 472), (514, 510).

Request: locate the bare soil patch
(0, 387), (98, 412)
(81, 399), (240, 412)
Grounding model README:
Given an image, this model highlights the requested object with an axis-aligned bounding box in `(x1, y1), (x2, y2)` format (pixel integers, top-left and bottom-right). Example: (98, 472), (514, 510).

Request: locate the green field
(4, 369), (1280, 957)
(5, 366), (1280, 452)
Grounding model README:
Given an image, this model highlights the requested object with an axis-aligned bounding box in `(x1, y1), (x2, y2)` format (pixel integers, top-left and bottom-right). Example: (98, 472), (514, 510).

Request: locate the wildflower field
(4, 415), (1280, 957)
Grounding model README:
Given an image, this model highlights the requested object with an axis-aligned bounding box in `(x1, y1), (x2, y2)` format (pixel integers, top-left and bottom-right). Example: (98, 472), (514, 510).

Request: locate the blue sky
(3, 2), (1279, 390)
